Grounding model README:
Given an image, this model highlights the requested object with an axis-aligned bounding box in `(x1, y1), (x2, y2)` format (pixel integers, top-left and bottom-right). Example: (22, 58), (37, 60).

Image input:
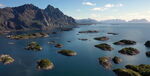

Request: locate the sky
(0, 0), (150, 21)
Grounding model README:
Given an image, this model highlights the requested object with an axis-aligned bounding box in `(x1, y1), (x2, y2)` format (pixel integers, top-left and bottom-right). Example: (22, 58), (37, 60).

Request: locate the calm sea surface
(0, 23), (150, 76)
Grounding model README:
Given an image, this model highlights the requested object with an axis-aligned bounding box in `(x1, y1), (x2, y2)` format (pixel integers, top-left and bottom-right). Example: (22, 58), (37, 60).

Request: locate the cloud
(0, 4), (6, 7)
(82, 2), (96, 6)
(92, 3), (123, 11)
(92, 7), (107, 11)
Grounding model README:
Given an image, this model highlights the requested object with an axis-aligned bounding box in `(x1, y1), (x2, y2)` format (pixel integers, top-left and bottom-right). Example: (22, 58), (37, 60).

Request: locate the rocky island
(144, 41), (150, 47)
(79, 30), (99, 33)
(0, 54), (14, 64)
(98, 56), (112, 69)
(94, 36), (109, 41)
(7, 32), (49, 40)
(112, 56), (122, 64)
(119, 47), (140, 56)
(58, 49), (77, 56)
(113, 64), (150, 76)
(114, 40), (136, 45)
(37, 59), (54, 70)
(25, 42), (42, 51)
(146, 51), (150, 57)
(95, 43), (114, 51)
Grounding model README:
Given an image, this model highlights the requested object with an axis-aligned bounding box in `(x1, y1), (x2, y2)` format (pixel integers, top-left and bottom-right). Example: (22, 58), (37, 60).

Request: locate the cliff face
(0, 4), (76, 31)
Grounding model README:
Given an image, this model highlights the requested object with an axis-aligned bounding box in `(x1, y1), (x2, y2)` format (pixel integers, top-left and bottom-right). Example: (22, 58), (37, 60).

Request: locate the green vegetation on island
(112, 56), (122, 64)
(37, 59), (54, 70)
(119, 47), (140, 56)
(0, 54), (14, 64)
(7, 32), (49, 40)
(113, 64), (150, 76)
(58, 49), (77, 56)
(95, 43), (114, 51)
(114, 40), (136, 45)
(98, 56), (112, 69)
(94, 36), (109, 41)
(25, 42), (42, 51)
(113, 69), (141, 76)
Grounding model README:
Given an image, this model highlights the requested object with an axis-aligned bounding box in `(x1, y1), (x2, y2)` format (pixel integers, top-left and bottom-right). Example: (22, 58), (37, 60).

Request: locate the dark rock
(112, 56), (122, 64)
(114, 40), (136, 45)
(52, 32), (57, 34)
(61, 28), (73, 31)
(145, 41), (150, 47)
(119, 47), (140, 56)
(55, 44), (63, 48)
(107, 32), (118, 35)
(78, 38), (88, 41)
(95, 43), (114, 51)
(146, 51), (150, 57)
(79, 30), (99, 33)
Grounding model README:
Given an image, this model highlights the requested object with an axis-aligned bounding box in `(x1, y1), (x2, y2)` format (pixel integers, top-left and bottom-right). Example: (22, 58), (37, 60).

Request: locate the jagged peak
(13, 4), (39, 10)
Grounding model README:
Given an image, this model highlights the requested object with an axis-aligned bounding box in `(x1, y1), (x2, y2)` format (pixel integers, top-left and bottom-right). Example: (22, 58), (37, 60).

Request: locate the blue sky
(0, 0), (150, 21)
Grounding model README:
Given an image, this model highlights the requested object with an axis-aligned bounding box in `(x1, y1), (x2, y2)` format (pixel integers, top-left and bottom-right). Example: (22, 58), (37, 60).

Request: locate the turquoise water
(0, 23), (150, 76)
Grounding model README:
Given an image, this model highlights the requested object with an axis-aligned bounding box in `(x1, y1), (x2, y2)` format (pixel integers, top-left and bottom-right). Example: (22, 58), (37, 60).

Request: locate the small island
(113, 64), (150, 76)
(25, 42), (43, 51)
(112, 56), (122, 64)
(58, 49), (77, 56)
(0, 54), (14, 64)
(37, 59), (54, 70)
(144, 41), (150, 47)
(55, 43), (63, 48)
(119, 47), (140, 56)
(113, 40), (136, 45)
(79, 30), (99, 33)
(95, 43), (114, 51)
(94, 36), (109, 41)
(98, 56), (112, 69)
(107, 32), (118, 35)
(7, 32), (49, 40)
(146, 51), (150, 57)
(78, 38), (88, 41)
(113, 68), (141, 76)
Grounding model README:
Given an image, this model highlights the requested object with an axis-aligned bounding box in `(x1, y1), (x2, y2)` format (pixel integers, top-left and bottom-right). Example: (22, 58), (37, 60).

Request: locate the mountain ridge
(76, 18), (150, 24)
(0, 4), (76, 31)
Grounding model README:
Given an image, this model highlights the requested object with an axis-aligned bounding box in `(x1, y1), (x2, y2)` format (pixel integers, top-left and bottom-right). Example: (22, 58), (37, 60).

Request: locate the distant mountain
(0, 4), (76, 31)
(76, 18), (98, 24)
(128, 19), (150, 23)
(100, 19), (127, 23)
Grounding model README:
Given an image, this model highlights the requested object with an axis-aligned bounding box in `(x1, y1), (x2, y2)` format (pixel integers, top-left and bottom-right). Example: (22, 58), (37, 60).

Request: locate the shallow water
(0, 23), (150, 76)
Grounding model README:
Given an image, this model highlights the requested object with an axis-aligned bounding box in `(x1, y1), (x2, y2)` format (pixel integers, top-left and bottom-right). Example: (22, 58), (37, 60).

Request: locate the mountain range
(76, 18), (150, 24)
(0, 4), (76, 31)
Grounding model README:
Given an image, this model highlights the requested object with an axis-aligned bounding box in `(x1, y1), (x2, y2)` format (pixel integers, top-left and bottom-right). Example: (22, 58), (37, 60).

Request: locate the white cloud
(104, 4), (115, 8)
(92, 3), (124, 11)
(92, 7), (107, 11)
(82, 2), (96, 6)
(0, 4), (6, 7)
